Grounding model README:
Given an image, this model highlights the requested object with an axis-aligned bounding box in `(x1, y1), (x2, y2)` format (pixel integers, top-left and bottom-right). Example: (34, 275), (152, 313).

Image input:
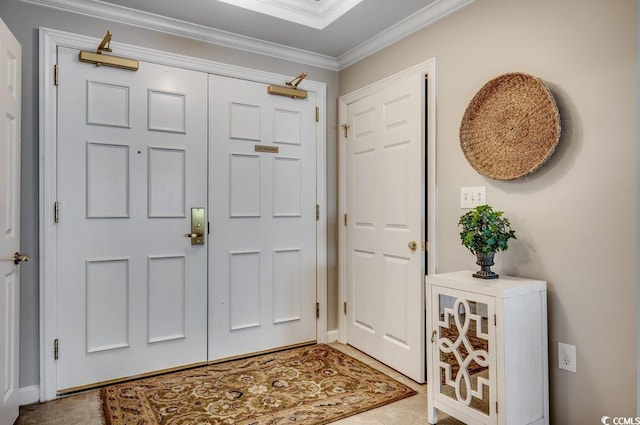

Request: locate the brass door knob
(408, 241), (417, 252)
(13, 252), (31, 265)
(188, 208), (206, 245)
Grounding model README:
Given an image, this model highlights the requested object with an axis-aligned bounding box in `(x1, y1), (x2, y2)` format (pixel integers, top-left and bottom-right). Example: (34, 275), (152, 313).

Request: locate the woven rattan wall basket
(460, 72), (561, 181)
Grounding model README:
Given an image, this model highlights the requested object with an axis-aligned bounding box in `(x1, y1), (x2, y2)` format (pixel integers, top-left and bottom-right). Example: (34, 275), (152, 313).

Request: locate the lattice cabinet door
(429, 286), (497, 425)
(426, 271), (549, 425)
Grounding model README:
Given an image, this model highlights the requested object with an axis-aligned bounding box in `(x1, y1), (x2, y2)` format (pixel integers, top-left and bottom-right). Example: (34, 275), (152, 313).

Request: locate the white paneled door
(56, 47), (208, 391)
(0, 18), (21, 425)
(209, 75), (317, 360)
(345, 73), (425, 382)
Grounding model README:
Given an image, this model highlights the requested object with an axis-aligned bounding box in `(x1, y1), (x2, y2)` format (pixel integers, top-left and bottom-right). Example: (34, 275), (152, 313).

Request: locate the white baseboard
(327, 329), (339, 343)
(19, 385), (40, 406)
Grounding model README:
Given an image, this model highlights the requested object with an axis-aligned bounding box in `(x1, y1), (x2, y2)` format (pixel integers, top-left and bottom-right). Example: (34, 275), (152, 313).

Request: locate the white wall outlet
(558, 342), (577, 373)
(460, 186), (487, 209)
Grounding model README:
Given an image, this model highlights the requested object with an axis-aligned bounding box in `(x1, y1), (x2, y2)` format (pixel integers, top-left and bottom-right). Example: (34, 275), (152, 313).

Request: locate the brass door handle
(408, 241), (417, 252)
(187, 208), (206, 245)
(13, 252), (31, 265)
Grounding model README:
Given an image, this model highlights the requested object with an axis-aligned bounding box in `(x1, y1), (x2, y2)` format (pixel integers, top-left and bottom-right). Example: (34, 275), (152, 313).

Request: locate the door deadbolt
(186, 208), (205, 245)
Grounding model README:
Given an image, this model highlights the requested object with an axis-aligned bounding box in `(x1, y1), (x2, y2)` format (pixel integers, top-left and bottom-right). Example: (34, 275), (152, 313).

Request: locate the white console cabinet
(426, 271), (548, 425)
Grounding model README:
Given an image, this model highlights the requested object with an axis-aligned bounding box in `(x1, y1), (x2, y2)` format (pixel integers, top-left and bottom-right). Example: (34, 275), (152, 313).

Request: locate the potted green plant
(458, 204), (516, 279)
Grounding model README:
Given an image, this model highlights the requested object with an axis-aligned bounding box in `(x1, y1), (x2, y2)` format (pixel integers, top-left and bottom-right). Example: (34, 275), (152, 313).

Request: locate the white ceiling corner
(337, 0), (475, 70)
(215, 0), (363, 29)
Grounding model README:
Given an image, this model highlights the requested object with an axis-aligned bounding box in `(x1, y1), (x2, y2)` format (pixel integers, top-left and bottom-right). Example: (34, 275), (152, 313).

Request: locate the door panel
(209, 75), (317, 360)
(56, 47), (208, 391)
(346, 73), (425, 382)
(0, 17), (21, 425)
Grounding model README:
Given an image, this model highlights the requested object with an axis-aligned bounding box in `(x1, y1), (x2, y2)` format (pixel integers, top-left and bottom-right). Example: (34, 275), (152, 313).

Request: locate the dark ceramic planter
(473, 251), (499, 279)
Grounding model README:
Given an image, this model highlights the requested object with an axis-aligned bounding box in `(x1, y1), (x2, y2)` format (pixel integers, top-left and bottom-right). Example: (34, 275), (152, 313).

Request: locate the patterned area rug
(102, 344), (416, 425)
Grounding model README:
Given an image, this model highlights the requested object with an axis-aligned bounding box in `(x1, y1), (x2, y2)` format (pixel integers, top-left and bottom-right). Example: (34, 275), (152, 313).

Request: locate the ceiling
(20, 0), (474, 70)
(213, 0), (366, 30)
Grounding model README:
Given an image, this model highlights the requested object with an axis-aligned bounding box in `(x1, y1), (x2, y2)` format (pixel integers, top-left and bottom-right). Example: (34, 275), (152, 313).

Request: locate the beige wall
(0, 0), (340, 390)
(341, 0), (637, 422)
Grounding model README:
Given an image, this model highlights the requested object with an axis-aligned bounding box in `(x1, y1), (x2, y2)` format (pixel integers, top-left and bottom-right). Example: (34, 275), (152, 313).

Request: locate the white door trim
(38, 27), (327, 402)
(337, 59), (437, 343)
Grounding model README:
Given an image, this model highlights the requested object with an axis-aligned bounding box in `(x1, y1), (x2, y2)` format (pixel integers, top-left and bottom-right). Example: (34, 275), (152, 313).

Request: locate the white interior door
(55, 47), (208, 391)
(209, 75), (317, 360)
(345, 73), (425, 382)
(0, 17), (21, 425)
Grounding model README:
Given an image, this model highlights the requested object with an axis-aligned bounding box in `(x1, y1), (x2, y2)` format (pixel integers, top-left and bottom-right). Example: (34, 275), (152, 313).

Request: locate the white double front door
(55, 48), (317, 391)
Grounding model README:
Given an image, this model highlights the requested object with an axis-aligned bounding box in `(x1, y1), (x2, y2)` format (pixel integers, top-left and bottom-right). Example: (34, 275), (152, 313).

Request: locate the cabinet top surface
(426, 271), (546, 297)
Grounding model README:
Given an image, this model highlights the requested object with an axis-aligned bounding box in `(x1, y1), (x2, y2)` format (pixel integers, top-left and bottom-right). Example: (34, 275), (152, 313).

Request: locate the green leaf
(457, 205), (516, 253)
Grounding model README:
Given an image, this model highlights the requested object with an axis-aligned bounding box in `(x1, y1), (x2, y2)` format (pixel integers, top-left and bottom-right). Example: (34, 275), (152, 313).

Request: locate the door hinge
(316, 302), (320, 319)
(54, 338), (59, 360)
(343, 301), (347, 315)
(208, 221), (211, 235)
(315, 106), (320, 122)
(344, 214), (348, 227)
(316, 204), (320, 221)
(341, 124), (350, 138)
(496, 401), (498, 414)
(54, 201), (59, 223)
(494, 314), (497, 326)
(54, 64), (59, 86)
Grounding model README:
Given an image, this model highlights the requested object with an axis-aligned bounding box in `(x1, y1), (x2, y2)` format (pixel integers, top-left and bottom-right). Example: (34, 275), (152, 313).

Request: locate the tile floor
(16, 343), (464, 425)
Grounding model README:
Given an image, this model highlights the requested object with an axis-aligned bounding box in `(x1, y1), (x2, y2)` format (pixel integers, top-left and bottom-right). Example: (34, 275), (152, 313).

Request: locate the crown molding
(18, 0), (473, 72)
(337, 0), (474, 70)
(19, 0), (340, 70)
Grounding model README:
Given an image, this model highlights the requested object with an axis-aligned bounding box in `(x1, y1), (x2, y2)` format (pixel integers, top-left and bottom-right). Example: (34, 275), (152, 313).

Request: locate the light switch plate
(460, 186), (486, 208)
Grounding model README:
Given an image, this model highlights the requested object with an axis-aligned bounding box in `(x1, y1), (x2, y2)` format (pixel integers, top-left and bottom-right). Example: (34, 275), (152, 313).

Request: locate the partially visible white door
(0, 17), (22, 425)
(209, 75), (317, 360)
(345, 73), (425, 382)
(56, 47), (208, 391)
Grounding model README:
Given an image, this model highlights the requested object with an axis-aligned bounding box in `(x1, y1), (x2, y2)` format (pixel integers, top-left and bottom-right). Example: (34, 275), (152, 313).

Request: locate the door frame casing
(337, 59), (438, 343)
(39, 27), (328, 402)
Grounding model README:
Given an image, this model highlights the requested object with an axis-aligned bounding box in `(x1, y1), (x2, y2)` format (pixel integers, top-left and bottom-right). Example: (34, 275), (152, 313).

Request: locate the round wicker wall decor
(460, 72), (561, 181)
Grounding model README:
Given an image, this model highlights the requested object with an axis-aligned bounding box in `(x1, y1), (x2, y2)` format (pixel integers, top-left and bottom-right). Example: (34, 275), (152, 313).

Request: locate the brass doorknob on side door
(13, 252), (31, 265)
(408, 241), (417, 252)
